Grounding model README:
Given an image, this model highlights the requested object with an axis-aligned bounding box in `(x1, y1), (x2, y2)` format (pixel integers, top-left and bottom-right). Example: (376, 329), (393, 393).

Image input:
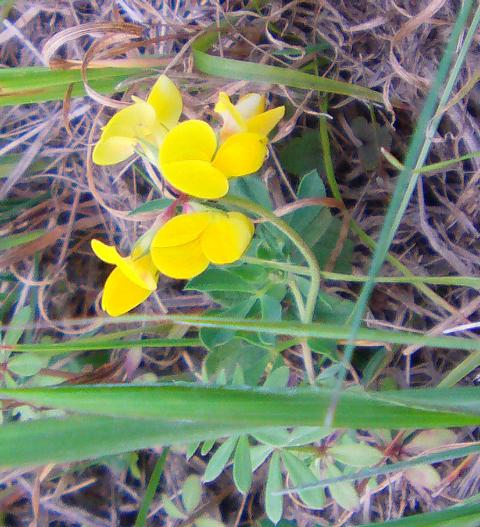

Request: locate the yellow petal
(101, 266), (153, 317)
(146, 75), (183, 130)
(162, 160), (229, 199)
(116, 254), (158, 291)
(151, 212), (211, 248)
(212, 132), (268, 178)
(236, 93), (265, 120)
(201, 212), (254, 264)
(151, 239), (209, 279)
(159, 120), (217, 165)
(91, 239), (123, 265)
(92, 136), (137, 165)
(215, 92), (246, 140)
(246, 106), (285, 136)
(92, 239), (157, 291)
(101, 101), (157, 141)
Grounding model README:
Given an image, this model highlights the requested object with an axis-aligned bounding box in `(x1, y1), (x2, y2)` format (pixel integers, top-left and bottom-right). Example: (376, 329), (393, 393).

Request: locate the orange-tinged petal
(92, 136), (137, 165)
(151, 212), (211, 248)
(246, 106), (285, 136)
(212, 132), (267, 178)
(115, 254), (158, 291)
(146, 75), (183, 130)
(162, 160), (229, 199)
(91, 239), (123, 265)
(236, 93), (265, 120)
(215, 92), (246, 140)
(151, 239), (209, 279)
(101, 266), (153, 317)
(101, 101), (157, 141)
(159, 120), (217, 164)
(201, 212), (254, 264)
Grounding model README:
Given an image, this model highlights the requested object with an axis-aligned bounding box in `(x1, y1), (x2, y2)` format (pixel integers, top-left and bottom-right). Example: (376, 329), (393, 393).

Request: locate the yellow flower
(91, 239), (159, 316)
(159, 120), (268, 199)
(214, 92), (285, 142)
(150, 211), (254, 279)
(92, 75), (182, 166)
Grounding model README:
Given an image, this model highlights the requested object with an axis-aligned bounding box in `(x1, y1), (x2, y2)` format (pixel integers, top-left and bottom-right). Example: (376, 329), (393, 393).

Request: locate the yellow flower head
(159, 120), (268, 199)
(150, 211), (254, 279)
(214, 92), (285, 142)
(91, 239), (159, 316)
(92, 75), (182, 166)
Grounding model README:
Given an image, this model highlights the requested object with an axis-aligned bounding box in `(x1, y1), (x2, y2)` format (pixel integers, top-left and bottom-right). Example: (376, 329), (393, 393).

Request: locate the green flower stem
(221, 195), (321, 384)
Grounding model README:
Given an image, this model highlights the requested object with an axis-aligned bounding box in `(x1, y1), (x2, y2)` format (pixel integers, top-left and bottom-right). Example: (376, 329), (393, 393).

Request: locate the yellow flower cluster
(91, 75), (284, 316)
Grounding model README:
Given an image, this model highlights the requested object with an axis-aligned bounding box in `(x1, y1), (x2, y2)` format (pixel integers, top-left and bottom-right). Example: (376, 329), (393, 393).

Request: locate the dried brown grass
(1, 0), (480, 525)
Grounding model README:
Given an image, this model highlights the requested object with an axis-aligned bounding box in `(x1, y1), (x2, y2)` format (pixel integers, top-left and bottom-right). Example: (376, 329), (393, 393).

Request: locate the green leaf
(404, 465), (441, 491)
(404, 429), (457, 455)
(251, 428), (291, 447)
(351, 116), (392, 171)
(328, 443), (383, 468)
(286, 427), (331, 447)
(0, 230), (46, 251)
(228, 175), (272, 210)
(186, 442), (200, 460)
(182, 475), (202, 512)
(4, 306), (32, 346)
(324, 462), (359, 511)
(251, 444), (274, 471)
(200, 299), (256, 350)
(162, 496), (187, 519)
(233, 435), (252, 494)
(187, 268), (255, 293)
(282, 451), (324, 509)
(200, 439), (216, 456)
(128, 198), (173, 216)
(195, 518), (226, 527)
(8, 354), (49, 377)
(204, 338), (270, 385)
(265, 451), (283, 524)
(204, 436), (238, 483)
(263, 366), (290, 388)
(280, 133), (324, 178)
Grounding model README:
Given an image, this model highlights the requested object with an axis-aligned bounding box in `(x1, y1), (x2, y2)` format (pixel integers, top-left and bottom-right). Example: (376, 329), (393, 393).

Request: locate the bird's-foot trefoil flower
(150, 210), (254, 279)
(91, 239), (159, 316)
(92, 75), (182, 166)
(159, 120), (268, 199)
(215, 92), (285, 142)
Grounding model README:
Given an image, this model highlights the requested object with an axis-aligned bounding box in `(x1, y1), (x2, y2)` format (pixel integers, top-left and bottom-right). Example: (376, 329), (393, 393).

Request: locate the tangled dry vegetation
(1, 0), (480, 525)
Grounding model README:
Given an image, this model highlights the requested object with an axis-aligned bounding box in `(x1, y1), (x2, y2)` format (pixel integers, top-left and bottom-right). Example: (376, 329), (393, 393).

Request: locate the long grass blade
(1, 384), (480, 429)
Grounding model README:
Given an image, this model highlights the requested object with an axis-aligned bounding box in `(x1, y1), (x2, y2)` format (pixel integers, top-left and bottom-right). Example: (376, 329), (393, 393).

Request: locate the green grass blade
(134, 448), (169, 527)
(0, 415), (253, 469)
(5, 337), (201, 355)
(0, 230), (46, 250)
(281, 443), (480, 492)
(357, 502), (480, 527)
(1, 384), (480, 429)
(115, 314), (480, 352)
(192, 31), (383, 103)
(0, 66), (150, 106)
(438, 350), (480, 388)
